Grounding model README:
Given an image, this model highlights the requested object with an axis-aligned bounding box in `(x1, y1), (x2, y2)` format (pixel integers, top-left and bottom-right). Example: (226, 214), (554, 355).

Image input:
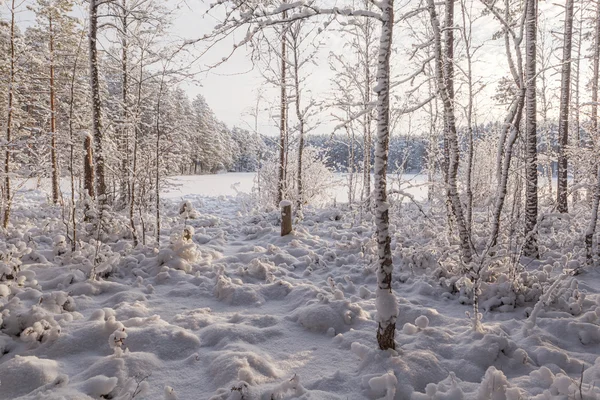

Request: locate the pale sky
(10, 0), (577, 137)
(173, 0), (572, 137)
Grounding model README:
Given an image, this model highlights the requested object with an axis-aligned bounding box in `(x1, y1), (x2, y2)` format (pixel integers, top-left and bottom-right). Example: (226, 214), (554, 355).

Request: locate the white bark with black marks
(428, 0), (473, 263)
(556, 0), (573, 213)
(523, 0), (539, 258)
(374, 0), (397, 351)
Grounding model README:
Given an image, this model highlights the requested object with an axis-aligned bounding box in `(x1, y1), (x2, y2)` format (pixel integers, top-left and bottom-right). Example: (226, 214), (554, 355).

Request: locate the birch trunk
(590, 0), (600, 205)
(3, 0), (16, 229)
(49, 15), (60, 205)
(586, 1), (600, 261)
(362, 11), (373, 203)
(374, 0), (397, 351)
(428, 0), (473, 263)
(523, 0), (539, 258)
(130, 58), (145, 248)
(120, 0), (130, 205)
(488, 92), (525, 250)
(277, 9), (287, 207)
(68, 31), (84, 250)
(572, 5), (583, 204)
(556, 0), (574, 213)
(292, 33), (305, 212)
(89, 0), (106, 202)
(460, 0), (474, 233)
(155, 76), (165, 245)
(586, 166), (600, 263)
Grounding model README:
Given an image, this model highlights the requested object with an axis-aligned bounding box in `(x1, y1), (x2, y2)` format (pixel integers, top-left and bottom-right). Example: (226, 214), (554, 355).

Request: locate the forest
(1, 0), (600, 399)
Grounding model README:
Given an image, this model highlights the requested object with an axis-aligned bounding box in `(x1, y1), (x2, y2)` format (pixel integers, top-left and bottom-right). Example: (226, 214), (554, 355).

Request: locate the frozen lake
(163, 172), (429, 204)
(13, 172), (430, 204)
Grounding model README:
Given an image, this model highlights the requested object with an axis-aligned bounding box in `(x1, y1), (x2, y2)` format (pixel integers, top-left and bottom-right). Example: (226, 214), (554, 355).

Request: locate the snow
(162, 172), (429, 204)
(1, 174), (600, 399)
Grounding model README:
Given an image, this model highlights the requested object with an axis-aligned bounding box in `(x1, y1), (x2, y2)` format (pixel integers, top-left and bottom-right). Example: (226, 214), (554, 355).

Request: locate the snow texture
(0, 176), (599, 399)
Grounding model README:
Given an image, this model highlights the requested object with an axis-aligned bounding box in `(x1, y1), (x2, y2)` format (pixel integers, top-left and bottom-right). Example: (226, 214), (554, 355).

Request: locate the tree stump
(280, 200), (292, 236)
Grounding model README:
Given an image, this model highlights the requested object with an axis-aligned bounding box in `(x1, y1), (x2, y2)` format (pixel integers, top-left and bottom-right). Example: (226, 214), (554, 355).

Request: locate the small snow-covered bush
(157, 228), (200, 273)
(254, 147), (335, 209)
(179, 200), (199, 220)
(0, 242), (30, 281)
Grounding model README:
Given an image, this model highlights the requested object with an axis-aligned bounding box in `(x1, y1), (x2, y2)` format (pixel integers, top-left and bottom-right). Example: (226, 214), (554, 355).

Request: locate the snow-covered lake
(163, 172), (429, 203)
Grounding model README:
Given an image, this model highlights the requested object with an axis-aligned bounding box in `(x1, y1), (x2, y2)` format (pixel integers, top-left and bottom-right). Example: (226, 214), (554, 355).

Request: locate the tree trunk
(277, 8), (287, 207)
(488, 92), (525, 251)
(523, 0), (539, 258)
(586, 166), (600, 263)
(460, 0), (474, 233)
(120, 0), (130, 205)
(572, 5), (583, 205)
(292, 33), (305, 212)
(428, 0), (473, 263)
(374, 0), (397, 351)
(49, 15), (60, 205)
(89, 0), (106, 202)
(556, 0), (573, 213)
(362, 13), (372, 203)
(3, 0), (16, 229)
(84, 135), (95, 199)
(155, 77), (165, 246)
(441, 0), (453, 199)
(281, 201), (292, 236)
(590, 0), (600, 206)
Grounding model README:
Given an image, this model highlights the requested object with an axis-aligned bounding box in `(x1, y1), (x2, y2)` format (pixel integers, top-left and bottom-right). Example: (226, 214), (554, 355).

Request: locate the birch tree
(427, 0), (474, 263)
(3, 0), (18, 229)
(480, 0), (526, 252)
(88, 0), (107, 202)
(586, 0), (600, 262)
(523, 0), (538, 258)
(556, 0), (574, 213)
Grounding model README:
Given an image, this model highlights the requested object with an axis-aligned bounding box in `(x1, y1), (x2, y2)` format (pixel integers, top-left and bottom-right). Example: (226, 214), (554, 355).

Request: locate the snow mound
(0, 356), (59, 398)
(291, 294), (368, 334)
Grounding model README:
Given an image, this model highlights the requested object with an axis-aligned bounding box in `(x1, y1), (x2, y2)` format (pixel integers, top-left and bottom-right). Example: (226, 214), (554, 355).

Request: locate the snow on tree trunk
(556, 0), (573, 214)
(428, 0), (473, 263)
(523, 0), (539, 258)
(89, 0), (106, 202)
(374, 0), (397, 351)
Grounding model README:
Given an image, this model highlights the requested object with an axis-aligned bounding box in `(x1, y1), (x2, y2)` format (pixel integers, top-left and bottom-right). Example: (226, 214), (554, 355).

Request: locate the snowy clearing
(1, 178), (599, 399)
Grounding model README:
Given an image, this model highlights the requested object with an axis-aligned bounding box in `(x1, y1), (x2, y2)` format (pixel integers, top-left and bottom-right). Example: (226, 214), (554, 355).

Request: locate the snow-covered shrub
(254, 147), (335, 209)
(0, 290), (74, 344)
(179, 200), (199, 220)
(0, 242), (30, 281)
(157, 227), (200, 273)
(53, 235), (68, 257)
(477, 366), (523, 399)
(108, 327), (127, 355)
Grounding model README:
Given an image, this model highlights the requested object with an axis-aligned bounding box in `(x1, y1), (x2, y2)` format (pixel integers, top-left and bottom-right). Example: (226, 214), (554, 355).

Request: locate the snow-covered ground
(1, 174), (599, 399)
